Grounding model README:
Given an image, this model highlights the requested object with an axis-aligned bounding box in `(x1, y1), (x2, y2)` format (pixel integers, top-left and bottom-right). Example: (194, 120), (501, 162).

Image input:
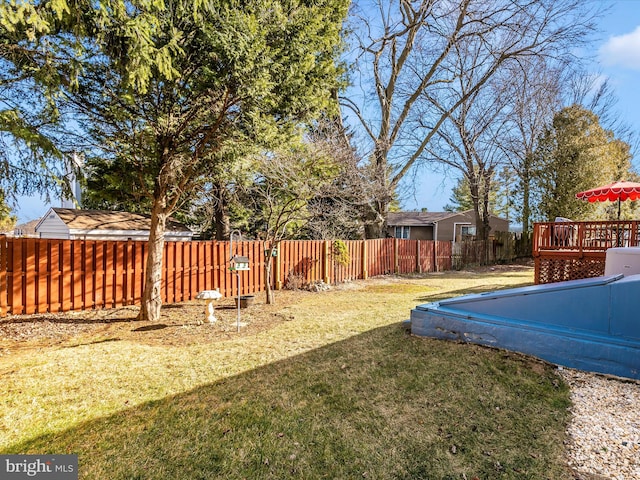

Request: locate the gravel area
(558, 368), (640, 480)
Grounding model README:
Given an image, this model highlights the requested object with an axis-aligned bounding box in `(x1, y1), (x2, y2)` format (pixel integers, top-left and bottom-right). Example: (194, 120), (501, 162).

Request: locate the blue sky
(597, 1), (640, 136)
(12, 0), (640, 224)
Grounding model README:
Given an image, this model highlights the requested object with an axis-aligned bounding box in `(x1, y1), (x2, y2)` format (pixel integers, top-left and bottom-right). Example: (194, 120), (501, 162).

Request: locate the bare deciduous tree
(343, 0), (600, 237)
(500, 64), (638, 232)
(303, 118), (389, 240)
(424, 40), (511, 243)
(499, 58), (564, 233)
(238, 144), (343, 304)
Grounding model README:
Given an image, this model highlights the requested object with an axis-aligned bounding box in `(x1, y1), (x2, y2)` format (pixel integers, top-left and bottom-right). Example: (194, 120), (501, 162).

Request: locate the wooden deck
(533, 220), (640, 283)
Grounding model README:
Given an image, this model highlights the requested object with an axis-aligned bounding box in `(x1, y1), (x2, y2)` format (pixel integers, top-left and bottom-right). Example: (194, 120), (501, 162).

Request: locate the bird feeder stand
(230, 231), (250, 332)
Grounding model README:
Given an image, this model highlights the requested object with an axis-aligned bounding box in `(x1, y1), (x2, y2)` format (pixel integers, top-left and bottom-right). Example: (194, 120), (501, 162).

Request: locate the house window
(461, 226), (476, 238)
(395, 226), (410, 239)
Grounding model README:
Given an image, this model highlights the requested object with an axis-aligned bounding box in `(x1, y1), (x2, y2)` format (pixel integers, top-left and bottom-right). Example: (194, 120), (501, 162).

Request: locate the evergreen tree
(443, 177), (474, 212)
(4, 0), (348, 321)
(533, 105), (634, 221)
(444, 175), (501, 215)
(1, 0), (176, 201)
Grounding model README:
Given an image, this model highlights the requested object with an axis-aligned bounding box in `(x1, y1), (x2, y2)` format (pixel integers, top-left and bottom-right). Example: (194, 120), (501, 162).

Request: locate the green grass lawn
(1, 267), (575, 479)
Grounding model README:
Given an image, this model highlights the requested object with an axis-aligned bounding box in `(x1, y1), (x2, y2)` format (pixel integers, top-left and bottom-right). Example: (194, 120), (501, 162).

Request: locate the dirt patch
(0, 290), (306, 353)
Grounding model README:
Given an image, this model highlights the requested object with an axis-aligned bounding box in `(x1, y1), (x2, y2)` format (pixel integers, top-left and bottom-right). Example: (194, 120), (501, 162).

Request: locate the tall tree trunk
(264, 248), (275, 305)
(363, 183), (390, 239)
(215, 207), (230, 241)
(520, 153), (533, 234)
(472, 205), (491, 265)
(364, 211), (385, 239)
(138, 197), (167, 322)
(479, 171), (492, 243)
(469, 177), (483, 238)
(470, 171), (492, 264)
(212, 182), (230, 240)
(362, 151), (391, 239)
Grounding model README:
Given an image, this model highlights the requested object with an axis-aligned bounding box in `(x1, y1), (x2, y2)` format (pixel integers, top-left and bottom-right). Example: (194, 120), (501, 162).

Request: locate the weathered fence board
(366, 239), (393, 277)
(0, 236), (452, 316)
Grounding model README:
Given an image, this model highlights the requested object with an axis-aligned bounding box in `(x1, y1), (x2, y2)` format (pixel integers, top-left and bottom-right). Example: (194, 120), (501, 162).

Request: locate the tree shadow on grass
(415, 280), (534, 304)
(5, 324), (571, 480)
(131, 324), (169, 332)
(0, 315), (139, 326)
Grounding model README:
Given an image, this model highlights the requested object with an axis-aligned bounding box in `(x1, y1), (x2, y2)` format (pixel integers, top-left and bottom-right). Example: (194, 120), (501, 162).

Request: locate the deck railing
(533, 220), (640, 283)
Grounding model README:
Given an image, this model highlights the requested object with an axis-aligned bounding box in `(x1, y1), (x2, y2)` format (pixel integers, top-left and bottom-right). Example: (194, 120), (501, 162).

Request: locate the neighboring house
(11, 219), (40, 238)
(386, 210), (509, 242)
(0, 219), (38, 237)
(35, 208), (193, 241)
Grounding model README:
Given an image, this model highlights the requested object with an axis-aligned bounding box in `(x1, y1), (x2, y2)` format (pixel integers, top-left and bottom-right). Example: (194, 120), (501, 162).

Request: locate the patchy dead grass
(0, 266), (575, 479)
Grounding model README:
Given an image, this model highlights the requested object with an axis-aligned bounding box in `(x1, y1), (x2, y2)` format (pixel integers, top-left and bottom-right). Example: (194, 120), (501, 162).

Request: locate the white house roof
(36, 208), (192, 234)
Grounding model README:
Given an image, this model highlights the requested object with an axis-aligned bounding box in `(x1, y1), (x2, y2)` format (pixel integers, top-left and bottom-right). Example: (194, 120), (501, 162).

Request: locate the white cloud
(599, 26), (640, 70)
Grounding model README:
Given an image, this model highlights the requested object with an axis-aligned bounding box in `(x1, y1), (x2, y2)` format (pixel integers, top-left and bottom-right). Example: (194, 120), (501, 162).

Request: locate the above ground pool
(411, 273), (640, 380)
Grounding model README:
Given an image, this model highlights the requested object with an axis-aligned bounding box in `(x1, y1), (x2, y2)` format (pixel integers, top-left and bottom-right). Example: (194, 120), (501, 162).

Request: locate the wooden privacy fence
(0, 237), (452, 316)
(452, 232), (533, 268)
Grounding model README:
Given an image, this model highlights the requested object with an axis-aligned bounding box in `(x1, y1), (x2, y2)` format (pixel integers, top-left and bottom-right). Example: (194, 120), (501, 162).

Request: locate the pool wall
(410, 274), (640, 379)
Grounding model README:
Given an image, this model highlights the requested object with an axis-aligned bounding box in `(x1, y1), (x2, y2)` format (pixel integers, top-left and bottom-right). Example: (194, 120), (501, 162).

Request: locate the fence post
(275, 242), (282, 290)
(323, 240), (331, 284)
(361, 239), (368, 280)
(577, 223), (584, 255)
(394, 237), (399, 274)
(433, 241), (438, 272)
(0, 235), (6, 317)
(416, 240), (421, 273)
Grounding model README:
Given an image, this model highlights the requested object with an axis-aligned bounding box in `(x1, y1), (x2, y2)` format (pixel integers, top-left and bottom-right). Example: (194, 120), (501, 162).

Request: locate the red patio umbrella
(575, 180), (640, 219)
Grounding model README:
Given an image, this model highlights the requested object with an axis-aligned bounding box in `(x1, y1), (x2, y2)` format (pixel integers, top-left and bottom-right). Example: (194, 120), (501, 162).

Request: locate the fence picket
(37, 240), (48, 313)
(11, 240), (24, 314)
(0, 236), (6, 316)
(95, 242), (104, 308)
(86, 241), (94, 309)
